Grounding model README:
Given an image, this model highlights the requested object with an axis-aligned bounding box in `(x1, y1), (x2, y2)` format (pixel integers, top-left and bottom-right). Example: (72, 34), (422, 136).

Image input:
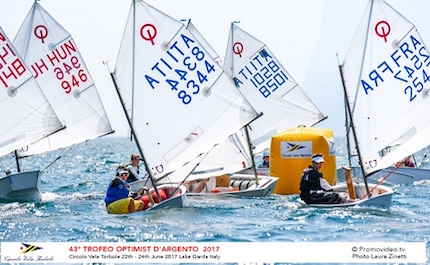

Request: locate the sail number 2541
(360, 34), (430, 102)
(403, 65), (430, 102)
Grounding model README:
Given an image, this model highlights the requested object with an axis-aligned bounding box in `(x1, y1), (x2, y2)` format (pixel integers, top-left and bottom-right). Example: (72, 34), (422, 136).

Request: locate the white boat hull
(129, 178), (153, 193)
(300, 183), (393, 208)
(129, 171), (277, 197)
(145, 184), (187, 210)
(0, 171), (41, 200)
(337, 166), (430, 184)
(187, 174), (278, 197)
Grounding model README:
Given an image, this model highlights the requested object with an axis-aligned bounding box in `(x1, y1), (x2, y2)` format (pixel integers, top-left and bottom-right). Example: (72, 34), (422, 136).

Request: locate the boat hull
(187, 174), (278, 197)
(146, 184), (187, 210)
(0, 171), (41, 200)
(129, 178), (153, 192)
(129, 172), (278, 197)
(337, 166), (430, 184)
(299, 183), (393, 208)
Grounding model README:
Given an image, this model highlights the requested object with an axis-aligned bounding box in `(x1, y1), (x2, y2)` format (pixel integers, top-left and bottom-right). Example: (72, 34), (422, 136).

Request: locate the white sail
(341, 0), (430, 175)
(13, 2), (113, 156)
(164, 22), (254, 182)
(224, 23), (326, 153)
(113, 1), (258, 179)
(0, 27), (63, 157)
(185, 21), (222, 66)
(160, 127), (253, 184)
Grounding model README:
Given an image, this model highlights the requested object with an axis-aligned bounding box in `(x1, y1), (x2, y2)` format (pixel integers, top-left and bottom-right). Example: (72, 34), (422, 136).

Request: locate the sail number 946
(53, 55), (88, 94)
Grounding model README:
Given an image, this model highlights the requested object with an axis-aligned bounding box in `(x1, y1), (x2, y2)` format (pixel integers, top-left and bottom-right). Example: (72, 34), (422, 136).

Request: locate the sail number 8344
(145, 34), (217, 105)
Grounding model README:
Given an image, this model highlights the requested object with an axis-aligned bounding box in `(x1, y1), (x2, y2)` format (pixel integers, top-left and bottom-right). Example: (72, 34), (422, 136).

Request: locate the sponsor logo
(20, 243), (43, 254)
(281, 141), (312, 158)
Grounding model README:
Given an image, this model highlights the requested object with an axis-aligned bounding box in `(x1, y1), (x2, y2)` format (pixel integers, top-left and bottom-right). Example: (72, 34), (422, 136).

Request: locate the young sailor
(126, 153), (144, 183)
(259, 151), (270, 168)
(105, 165), (147, 214)
(299, 153), (341, 204)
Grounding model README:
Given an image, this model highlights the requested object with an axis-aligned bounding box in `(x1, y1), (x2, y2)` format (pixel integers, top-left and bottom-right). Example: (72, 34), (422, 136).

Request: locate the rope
(359, 164), (400, 200)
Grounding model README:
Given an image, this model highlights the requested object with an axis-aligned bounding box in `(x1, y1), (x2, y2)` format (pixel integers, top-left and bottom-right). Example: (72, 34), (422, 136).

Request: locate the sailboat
(13, 2), (114, 158)
(224, 23), (326, 155)
(306, 0), (430, 208)
(338, 0), (430, 187)
(0, 27), (64, 200)
(336, 156), (430, 185)
(110, 1), (259, 208)
(166, 22), (326, 196)
(1, 1), (115, 200)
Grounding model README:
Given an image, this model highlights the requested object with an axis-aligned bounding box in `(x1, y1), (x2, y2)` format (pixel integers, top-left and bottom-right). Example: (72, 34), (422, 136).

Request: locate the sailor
(396, 155), (415, 168)
(126, 153), (143, 183)
(104, 165), (148, 214)
(299, 153), (341, 204)
(259, 151), (270, 168)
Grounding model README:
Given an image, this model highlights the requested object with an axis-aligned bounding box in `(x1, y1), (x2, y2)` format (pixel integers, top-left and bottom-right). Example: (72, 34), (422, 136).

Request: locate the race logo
(2, 242), (54, 263)
(20, 243), (43, 254)
(280, 141), (312, 158)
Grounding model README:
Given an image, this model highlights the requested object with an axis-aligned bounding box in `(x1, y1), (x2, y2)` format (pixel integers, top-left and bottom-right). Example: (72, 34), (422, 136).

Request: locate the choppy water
(0, 137), (429, 264)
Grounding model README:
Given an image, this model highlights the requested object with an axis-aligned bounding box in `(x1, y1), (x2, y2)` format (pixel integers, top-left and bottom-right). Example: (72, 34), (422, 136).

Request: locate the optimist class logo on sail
(142, 23), (219, 106)
(360, 20), (430, 102)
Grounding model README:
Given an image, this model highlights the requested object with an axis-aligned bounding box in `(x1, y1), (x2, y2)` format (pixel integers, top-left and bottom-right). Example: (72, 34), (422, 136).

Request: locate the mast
(338, 64), (371, 198)
(342, 0), (378, 197)
(231, 21), (259, 184)
(14, 150), (21, 172)
(110, 72), (162, 201)
(14, 0), (35, 174)
(244, 126), (259, 185)
(21, 0), (38, 61)
(344, 94), (352, 167)
(130, 0), (136, 142)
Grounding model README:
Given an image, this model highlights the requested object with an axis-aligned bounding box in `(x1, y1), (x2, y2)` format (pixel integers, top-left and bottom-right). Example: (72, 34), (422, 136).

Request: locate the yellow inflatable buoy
(270, 127), (336, 195)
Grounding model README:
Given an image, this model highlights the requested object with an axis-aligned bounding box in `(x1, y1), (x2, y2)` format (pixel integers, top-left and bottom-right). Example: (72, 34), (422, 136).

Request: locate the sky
(1, 0), (430, 138)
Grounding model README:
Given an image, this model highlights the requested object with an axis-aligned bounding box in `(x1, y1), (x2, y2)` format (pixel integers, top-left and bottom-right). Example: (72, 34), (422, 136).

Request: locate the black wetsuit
(126, 164), (140, 183)
(299, 165), (341, 204)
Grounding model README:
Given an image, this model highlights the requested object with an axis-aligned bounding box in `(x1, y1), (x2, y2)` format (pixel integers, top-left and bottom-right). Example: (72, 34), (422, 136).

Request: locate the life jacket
(126, 163), (140, 183)
(260, 160), (269, 168)
(405, 160), (415, 167)
(299, 166), (322, 193)
(105, 177), (130, 205)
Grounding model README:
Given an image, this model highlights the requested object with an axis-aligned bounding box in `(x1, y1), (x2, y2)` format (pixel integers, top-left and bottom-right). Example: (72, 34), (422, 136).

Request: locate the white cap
(312, 154), (325, 164)
(117, 169), (128, 175)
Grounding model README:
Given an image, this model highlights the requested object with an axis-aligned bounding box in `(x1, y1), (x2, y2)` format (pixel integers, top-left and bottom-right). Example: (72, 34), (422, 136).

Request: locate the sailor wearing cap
(258, 151), (270, 168)
(104, 165), (146, 214)
(299, 153), (341, 204)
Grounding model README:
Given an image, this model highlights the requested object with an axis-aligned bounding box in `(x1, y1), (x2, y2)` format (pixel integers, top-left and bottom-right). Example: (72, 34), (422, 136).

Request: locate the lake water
(0, 136), (429, 264)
